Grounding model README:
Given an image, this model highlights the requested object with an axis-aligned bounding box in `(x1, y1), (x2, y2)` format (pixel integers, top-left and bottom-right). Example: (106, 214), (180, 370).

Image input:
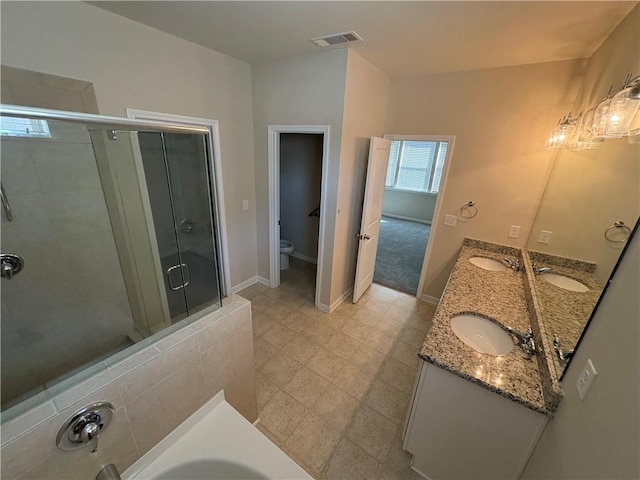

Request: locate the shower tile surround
(0, 297), (255, 480)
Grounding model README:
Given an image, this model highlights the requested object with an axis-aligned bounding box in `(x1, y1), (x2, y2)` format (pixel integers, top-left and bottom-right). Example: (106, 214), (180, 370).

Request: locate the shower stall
(0, 105), (223, 411)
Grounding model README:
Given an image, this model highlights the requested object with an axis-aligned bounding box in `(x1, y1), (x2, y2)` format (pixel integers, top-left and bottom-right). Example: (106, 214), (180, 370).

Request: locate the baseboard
(382, 213), (432, 225)
(257, 276), (270, 286)
(326, 287), (354, 313)
(317, 303), (330, 313)
(231, 276), (258, 293)
(420, 293), (440, 305)
(291, 252), (318, 264)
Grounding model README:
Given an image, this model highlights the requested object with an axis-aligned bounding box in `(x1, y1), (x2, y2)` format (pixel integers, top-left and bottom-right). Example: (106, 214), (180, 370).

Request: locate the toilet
(280, 240), (294, 270)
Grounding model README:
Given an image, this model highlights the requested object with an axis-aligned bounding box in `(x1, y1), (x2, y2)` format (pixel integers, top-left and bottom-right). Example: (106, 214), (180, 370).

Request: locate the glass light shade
(592, 97), (612, 138)
(546, 122), (576, 149)
(572, 108), (603, 150)
(605, 83), (640, 136)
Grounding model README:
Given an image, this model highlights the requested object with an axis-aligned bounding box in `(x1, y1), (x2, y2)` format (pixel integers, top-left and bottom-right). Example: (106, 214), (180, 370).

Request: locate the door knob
(356, 233), (371, 240)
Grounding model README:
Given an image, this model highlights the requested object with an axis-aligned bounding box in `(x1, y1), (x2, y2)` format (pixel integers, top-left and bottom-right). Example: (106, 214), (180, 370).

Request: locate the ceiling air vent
(309, 31), (363, 48)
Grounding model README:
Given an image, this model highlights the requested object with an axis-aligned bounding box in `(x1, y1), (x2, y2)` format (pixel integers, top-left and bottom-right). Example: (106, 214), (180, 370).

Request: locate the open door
(353, 137), (391, 302)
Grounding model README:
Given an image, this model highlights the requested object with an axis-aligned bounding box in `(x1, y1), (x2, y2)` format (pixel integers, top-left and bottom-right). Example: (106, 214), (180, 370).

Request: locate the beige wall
(522, 227), (639, 479)
(0, 297), (256, 480)
(385, 59), (585, 299)
(527, 5), (640, 284)
(251, 49), (348, 307)
(0, 1), (257, 289)
(330, 50), (389, 305)
(382, 190), (437, 223)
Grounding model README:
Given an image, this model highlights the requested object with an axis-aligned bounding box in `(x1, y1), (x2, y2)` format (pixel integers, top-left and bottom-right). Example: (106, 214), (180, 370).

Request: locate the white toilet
(280, 240), (294, 270)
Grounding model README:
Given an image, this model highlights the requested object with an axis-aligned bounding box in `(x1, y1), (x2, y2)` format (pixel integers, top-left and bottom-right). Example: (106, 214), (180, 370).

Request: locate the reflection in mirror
(526, 135), (640, 378)
(0, 110), (222, 417)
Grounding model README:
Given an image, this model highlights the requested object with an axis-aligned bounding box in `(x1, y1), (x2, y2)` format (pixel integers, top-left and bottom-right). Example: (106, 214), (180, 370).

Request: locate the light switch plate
(538, 230), (552, 244)
(576, 358), (598, 400)
(242, 199), (249, 211)
(444, 214), (457, 227)
(508, 225), (521, 238)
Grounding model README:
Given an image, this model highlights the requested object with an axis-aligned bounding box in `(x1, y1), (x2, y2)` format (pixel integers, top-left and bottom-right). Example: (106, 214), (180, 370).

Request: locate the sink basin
(469, 257), (507, 272)
(540, 273), (589, 292)
(450, 314), (514, 356)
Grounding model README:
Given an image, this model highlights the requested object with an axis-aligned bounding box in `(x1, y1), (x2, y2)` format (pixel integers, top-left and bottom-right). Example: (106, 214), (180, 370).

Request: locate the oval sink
(540, 273), (589, 292)
(469, 257), (507, 272)
(450, 314), (513, 356)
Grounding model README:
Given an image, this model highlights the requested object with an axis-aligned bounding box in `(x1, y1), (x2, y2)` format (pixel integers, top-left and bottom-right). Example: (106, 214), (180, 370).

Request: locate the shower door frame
(126, 109), (231, 298)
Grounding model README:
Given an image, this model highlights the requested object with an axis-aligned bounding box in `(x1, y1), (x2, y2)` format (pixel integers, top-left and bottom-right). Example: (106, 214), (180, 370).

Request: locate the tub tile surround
(0, 297), (255, 480)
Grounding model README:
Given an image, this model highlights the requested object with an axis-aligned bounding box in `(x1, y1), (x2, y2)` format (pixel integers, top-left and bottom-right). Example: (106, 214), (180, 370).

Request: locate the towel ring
(460, 201), (478, 219)
(604, 221), (631, 243)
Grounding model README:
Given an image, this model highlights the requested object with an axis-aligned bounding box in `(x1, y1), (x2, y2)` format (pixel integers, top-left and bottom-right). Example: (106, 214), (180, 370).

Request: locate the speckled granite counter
(418, 238), (551, 415)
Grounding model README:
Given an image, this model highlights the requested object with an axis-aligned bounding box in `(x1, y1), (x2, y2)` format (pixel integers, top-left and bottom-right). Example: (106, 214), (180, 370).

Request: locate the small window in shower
(0, 117), (51, 138)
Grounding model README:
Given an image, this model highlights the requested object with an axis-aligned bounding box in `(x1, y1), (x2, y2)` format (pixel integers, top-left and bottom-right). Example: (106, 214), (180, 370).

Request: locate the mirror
(526, 135), (639, 378)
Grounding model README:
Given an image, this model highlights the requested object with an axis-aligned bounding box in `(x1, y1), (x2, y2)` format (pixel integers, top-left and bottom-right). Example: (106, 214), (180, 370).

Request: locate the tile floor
(239, 258), (436, 480)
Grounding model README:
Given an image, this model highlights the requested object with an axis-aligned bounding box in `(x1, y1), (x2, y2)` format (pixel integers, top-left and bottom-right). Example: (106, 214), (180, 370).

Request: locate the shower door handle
(166, 263), (189, 291)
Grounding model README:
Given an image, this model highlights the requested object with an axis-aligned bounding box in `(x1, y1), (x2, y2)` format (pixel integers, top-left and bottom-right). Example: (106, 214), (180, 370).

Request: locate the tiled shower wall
(0, 297), (256, 480)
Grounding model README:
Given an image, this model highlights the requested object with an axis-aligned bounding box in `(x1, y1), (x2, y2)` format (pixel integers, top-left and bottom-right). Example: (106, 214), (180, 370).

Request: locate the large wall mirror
(526, 135), (639, 379)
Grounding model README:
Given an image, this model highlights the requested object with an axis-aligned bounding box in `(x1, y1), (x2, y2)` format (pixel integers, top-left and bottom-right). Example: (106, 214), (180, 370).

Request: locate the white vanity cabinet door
(404, 362), (548, 480)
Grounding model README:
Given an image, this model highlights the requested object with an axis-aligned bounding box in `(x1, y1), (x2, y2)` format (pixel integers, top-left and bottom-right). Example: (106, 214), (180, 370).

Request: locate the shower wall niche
(0, 108), (222, 413)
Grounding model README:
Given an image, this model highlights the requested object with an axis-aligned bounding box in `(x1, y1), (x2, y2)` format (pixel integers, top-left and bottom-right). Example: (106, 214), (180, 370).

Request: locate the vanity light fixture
(605, 74), (640, 137)
(571, 107), (604, 150)
(545, 113), (578, 149)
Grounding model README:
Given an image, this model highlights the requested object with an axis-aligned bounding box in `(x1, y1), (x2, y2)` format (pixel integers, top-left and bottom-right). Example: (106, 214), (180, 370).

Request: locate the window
(0, 117), (51, 138)
(385, 140), (448, 194)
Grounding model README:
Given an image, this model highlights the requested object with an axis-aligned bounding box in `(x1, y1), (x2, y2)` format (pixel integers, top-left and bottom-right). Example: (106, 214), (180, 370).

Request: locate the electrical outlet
(242, 199), (249, 211)
(538, 230), (552, 244)
(576, 358), (598, 400)
(444, 214), (457, 227)
(508, 225), (521, 238)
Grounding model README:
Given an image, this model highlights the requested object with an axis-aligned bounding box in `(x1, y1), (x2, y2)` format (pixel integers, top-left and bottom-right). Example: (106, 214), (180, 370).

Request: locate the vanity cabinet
(404, 362), (548, 480)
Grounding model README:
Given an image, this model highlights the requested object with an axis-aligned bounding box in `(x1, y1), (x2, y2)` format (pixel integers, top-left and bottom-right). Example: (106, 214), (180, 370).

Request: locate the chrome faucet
(532, 263), (551, 275)
(553, 334), (574, 366)
(507, 326), (536, 359)
(503, 258), (520, 272)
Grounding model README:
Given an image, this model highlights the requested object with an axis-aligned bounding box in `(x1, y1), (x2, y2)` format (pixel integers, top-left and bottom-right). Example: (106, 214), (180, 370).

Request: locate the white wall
(330, 50), (389, 305)
(385, 59), (585, 299)
(382, 190), (437, 223)
(280, 133), (323, 261)
(522, 227), (639, 479)
(252, 49), (348, 306)
(0, 1), (257, 289)
(527, 5), (640, 285)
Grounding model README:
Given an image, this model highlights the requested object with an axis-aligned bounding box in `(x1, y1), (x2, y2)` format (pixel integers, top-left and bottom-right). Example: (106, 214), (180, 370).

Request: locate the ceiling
(90, 1), (637, 78)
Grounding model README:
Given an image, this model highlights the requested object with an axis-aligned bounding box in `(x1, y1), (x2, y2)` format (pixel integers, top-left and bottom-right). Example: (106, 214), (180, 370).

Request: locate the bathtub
(123, 392), (312, 480)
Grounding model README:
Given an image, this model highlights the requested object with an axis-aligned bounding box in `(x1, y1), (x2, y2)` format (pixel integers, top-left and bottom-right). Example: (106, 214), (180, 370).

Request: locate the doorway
(373, 135), (454, 297)
(268, 125), (330, 309)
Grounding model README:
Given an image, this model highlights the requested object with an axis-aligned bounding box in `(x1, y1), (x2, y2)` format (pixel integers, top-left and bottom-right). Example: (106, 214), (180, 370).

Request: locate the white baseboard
(325, 287), (354, 313)
(231, 276), (258, 293)
(382, 213), (432, 225)
(257, 276), (270, 286)
(317, 303), (330, 313)
(420, 294), (440, 305)
(291, 252), (318, 265)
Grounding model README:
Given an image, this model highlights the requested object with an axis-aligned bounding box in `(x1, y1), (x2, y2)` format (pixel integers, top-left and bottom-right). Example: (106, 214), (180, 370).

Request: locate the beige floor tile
(346, 404), (398, 458)
(324, 332), (360, 360)
(250, 294), (281, 312)
(286, 413), (342, 473)
(378, 465), (425, 480)
(298, 303), (324, 318)
(404, 313), (433, 333)
(333, 363), (377, 400)
(255, 374), (280, 410)
(252, 337), (278, 369)
(261, 323), (298, 349)
(365, 328), (396, 354)
(258, 352), (303, 387)
(367, 284), (402, 302)
(308, 348), (345, 380)
(304, 321), (336, 346)
(341, 318), (373, 342)
(264, 298), (298, 319)
(325, 438), (381, 480)
(398, 325), (426, 348)
(350, 343), (386, 376)
(321, 312), (349, 331)
(383, 429), (414, 474)
(313, 384), (360, 433)
(279, 310), (315, 334)
(365, 380), (410, 424)
(334, 300), (360, 316)
(390, 340), (420, 370)
(358, 296), (392, 315)
(378, 357), (419, 394)
(283, 367), (329, 407)
(353, 306), (386, 327)
(281, 334), (320, 364)
(258, 390), (306, 442)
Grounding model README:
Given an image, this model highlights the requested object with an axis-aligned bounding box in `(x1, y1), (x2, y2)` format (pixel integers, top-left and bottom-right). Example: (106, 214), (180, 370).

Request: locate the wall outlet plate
(508, 225), (521, 238)
(538, 230), (552, 244)
(576, 358), (598, 400)
(444, 214), (457, 227)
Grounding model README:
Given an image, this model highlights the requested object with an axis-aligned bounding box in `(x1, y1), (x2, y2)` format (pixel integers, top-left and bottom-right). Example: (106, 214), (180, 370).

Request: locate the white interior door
(353, 137), (391, 303)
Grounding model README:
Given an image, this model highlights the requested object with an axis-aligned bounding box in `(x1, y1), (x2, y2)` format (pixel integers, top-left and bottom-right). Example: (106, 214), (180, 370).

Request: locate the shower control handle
(0, 253), (24, 279)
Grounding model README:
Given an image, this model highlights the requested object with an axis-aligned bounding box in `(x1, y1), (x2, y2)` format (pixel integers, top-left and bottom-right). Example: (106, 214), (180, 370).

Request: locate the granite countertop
(418, 239), (550, 415)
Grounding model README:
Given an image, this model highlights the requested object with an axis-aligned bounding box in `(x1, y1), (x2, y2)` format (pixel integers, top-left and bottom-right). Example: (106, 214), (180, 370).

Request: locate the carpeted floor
(373, 216), (430, 295)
